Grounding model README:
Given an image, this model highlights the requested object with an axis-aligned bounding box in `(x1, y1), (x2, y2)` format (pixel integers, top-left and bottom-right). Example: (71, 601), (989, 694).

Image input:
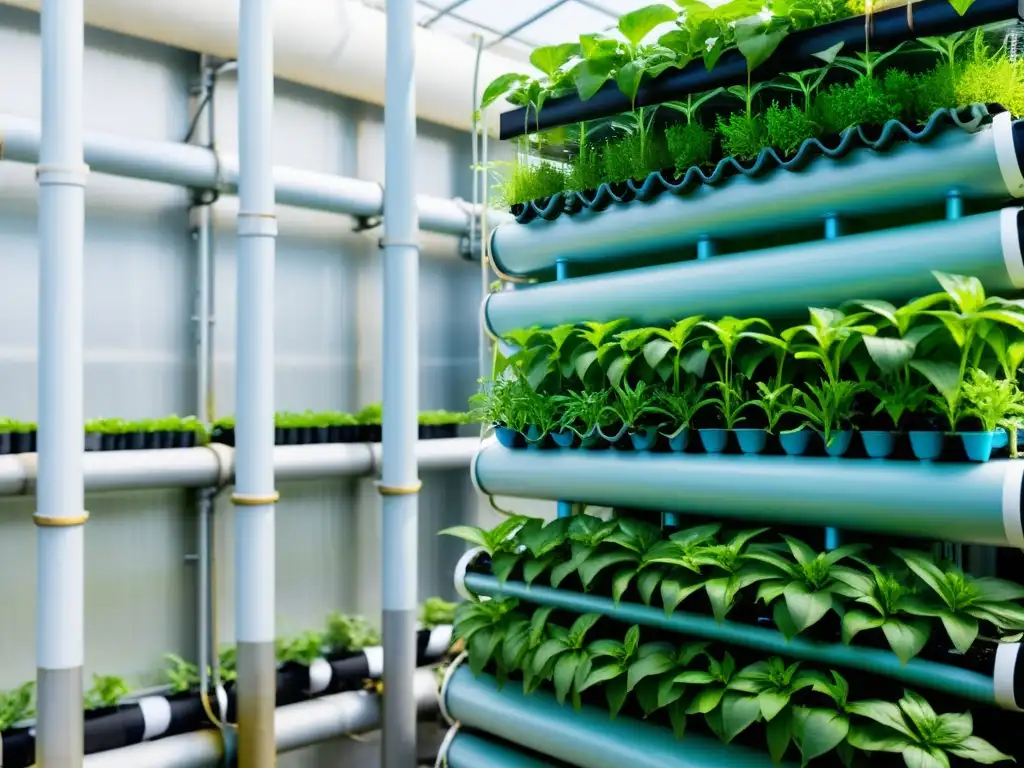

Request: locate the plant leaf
(794, 707), (850, 763)
(579, 662), (625, 693)
(437, 525), (491, 551)
(606, 675), (629, 718)
(626, 652), (675, 692)
(766, 706), (795, 764)
(553, 651), (584, 704)
(720, 693), (763, 743)
(948, 735), (1016, 763)
(784, 581), (834, 633)
(686, 684), (726, 714)
(882, 619), (931, 664)
(939, 611), (979, 654)
(618, 3), (679, 45)
(841, 609), (885, 644)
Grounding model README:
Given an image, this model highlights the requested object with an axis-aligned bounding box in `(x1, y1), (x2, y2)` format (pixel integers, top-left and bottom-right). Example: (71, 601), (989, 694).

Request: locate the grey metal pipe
(0, 438), (480, 498)
(472, 443), (1024, 548)
(442, 667), (783, 768)
(381, 0), (421, 764)
(485, 207), (1024, 335)
(82, 669), (439, 768)
(35, 1), (88, 766)
(489, 112), (1024, 278)
(0, 114), (491, 237)
(234, 0), (279, 761)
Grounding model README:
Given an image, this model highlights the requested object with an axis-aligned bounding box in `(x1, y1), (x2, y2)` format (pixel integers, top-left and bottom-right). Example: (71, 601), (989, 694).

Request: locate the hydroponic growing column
(36, 2), (88, 766)
(381, 0), (422, 765)
(234, 0), (278, 764)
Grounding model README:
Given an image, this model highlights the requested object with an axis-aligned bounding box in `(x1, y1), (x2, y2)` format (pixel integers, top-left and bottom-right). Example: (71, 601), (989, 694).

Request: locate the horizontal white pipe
(0, 0), (522, 134)
(0, 114), (514, 237)
(0, 437), (479, 497)
(83, 668), (439, 768)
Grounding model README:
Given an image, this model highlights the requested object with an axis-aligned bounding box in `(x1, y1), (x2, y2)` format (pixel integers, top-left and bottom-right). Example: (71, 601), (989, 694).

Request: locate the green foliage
(717, 112), (766, 160)
(85, 675), (131, 710)
(456, 601), (1014, 766)
(665, 121), (715, 170)
(324, 612), (381, 654)
(764, 102), (816, 155)
(163, 654), (200, 694)
(276, 631), (326, 666)
(0, 682), (35, 732)
(421, 597), (458, 629)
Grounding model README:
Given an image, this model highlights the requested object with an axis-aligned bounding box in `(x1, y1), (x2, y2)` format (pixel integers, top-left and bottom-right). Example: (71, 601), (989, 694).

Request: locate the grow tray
(496, 0), (1019, 140)
(506, 106), (1002, 225)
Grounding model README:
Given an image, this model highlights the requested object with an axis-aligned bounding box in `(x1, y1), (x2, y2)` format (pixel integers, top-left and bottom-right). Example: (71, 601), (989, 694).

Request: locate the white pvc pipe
(35, 1), (88, 766)
(381, 0), (421, 765)
(0, 114), (501, 237)
(0, 0), (522, 134)
(0, 438), (480, 498)
(82, 669), (440, 768)
(234, 0), (278, 763)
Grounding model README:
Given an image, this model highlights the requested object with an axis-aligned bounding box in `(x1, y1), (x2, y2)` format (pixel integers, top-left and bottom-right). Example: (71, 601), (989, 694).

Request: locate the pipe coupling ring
(34, 511), (90, 527)
(375, 480), (422, 496)
(230, 491), (280, 506)
(236, 211), (278, 238)
(35, 163), (90, 187)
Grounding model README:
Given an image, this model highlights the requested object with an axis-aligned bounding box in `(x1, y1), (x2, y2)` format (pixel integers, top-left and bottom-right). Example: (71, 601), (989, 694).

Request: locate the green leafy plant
(421, 597), (458, 629)
(276, 631), (326, 666)
(691, 528), (777, 622)
(748, 536), (867, 636)
(530, 612), (603, 707)
(846, 690), (1012, 766)
(325, 612), (380, 653)
(961, 368), (1024, 433)
(787, 379), (861, 446)
(163, 654), (200, 694)
(893, 548), (1024, 652)
(831, 561), (931, 663)
(453, 597), (523, 677)
(0, 682), (35, 731)
(84, 675), (130, 710)
(218, 646), (237, 684)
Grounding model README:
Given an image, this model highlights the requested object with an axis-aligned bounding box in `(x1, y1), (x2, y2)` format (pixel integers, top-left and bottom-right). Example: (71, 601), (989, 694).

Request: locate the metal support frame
(382, 0), (422, 764)
(35, 1), (88, 766)
(235, 1), (278, 764)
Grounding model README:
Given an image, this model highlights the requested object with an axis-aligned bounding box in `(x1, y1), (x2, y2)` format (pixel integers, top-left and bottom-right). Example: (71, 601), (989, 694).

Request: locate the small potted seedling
(606, 381), (664, 451)
(522, 388), (561, 450)
(326, 411), (359, 443)
(787, 380), (860, 457)
(737, 382), (792, 455)
(861, 379), (929, 459)
(472, 378), (529, 449)
(0, 418), (13, 455)
(552, 389), (608, 449)
(654, 385), (711, 452)
(211, 415), (235, 447)
(356, 403), (383, 443)
(960, 369), (1021, 462)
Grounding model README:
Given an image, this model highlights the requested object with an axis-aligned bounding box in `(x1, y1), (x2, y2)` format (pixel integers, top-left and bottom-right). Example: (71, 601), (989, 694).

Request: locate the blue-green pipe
(463, 575), (1006, 708)
(445, 729), (565, 768)
(485, 208), (1024, 335)
(473, 445), (1024, 548)
(489, 115), (1023, 279)
(444, 667), (786, 767)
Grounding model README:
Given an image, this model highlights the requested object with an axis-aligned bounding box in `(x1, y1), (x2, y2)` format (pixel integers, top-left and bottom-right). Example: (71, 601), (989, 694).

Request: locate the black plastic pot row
(497, 0), (1019, 139)
(0, 626), (452, 768)
(495, 424), (1011, 463)
(0, 431), (201, 455)
(210, 423), (459, 447)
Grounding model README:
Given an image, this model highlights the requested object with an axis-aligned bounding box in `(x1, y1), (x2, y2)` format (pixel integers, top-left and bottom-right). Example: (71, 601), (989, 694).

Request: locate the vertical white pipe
(381, 0), (421, 765)
(36, 1), (88, 766)
(234, 0), (278, 765)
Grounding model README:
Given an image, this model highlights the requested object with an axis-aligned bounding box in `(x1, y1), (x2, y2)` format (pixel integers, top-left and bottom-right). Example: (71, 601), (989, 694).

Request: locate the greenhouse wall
(0, 4), (509, 763)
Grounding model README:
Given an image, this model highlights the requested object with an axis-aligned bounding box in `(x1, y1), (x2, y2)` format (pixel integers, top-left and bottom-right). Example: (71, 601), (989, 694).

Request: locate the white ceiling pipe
(83, 668), (440, 768)
(0, 0), (522, 135)
(0, 437), (480, 497)
(0, 114), (503, 237)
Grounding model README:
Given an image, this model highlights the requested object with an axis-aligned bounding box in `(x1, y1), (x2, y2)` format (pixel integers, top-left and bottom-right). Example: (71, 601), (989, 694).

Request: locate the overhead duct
(0, 0), (524, 134)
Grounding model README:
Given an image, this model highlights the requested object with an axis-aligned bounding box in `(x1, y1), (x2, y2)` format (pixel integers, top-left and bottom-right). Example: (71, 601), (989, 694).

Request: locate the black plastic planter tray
(83, 431), (199, 452)
(0, 432), (36, 455)
(419, 424), (459, 440)
(0, 626), (452, 768)
(498, 0), (1018, 139)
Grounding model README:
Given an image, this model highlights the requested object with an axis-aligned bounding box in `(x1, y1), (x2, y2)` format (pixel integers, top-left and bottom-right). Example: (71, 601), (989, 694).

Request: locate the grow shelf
(505, 107), (1012, 227)
(471, 444), (1024, 548)
(493, 108), (1024, 280)
(486, 207), (1024, 334)
(496, 0), (1020, 140)
(442, 666), (784, 768)
(459, 573), (1023, 711)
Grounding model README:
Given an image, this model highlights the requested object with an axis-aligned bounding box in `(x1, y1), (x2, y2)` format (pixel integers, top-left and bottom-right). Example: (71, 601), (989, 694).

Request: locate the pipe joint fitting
(236, 211), (279, 238)
(203, 442), (235, 490)
(35, 163), (89, 187)
(453, 546), (487, 602)
(33, 511), (89, 527)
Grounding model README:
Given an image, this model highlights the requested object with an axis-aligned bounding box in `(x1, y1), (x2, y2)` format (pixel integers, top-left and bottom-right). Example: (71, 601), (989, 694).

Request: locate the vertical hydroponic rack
(439, 0), (1024, 765)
